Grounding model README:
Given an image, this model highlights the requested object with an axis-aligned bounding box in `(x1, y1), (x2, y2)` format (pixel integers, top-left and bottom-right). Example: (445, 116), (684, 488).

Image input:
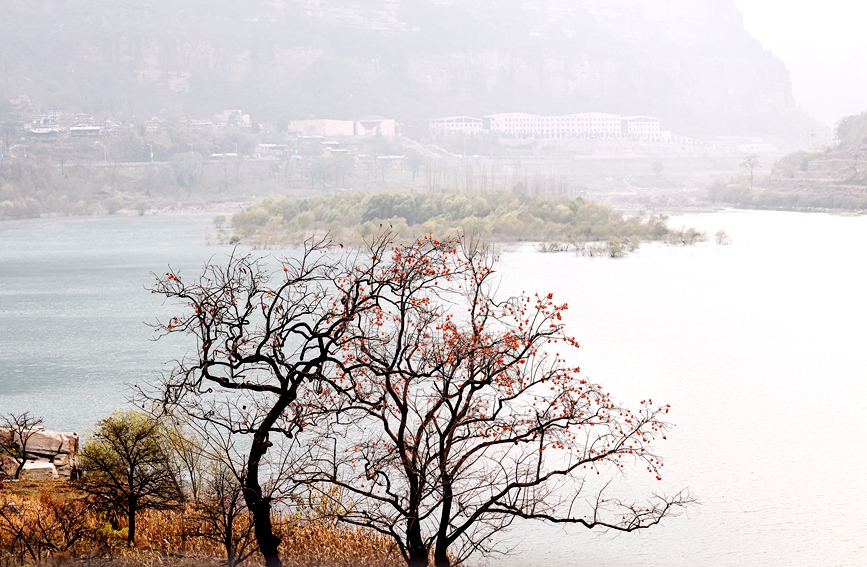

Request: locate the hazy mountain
(1, 0), (808, 137)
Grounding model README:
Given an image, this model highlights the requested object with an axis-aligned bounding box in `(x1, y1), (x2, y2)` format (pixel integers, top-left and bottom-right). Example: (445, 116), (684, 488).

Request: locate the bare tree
(0, 412), (44, 480)
(178, 417), (295, 567)
(163, 419), (207, 503)
(404, 150), (425, 180)
(190, 464), (259, 567)
(740, 154), (760, 191)
(302, 237), (692, 567)
(146, 236), (393, 567)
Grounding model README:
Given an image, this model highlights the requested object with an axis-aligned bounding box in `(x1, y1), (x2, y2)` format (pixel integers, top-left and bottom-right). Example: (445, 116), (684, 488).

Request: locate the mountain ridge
(0, 0), (810, 138)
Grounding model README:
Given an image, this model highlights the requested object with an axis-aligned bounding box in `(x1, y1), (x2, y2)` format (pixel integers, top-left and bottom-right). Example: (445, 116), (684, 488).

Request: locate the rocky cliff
(0, 427), (79, 480)
(0, 0), (807, 136)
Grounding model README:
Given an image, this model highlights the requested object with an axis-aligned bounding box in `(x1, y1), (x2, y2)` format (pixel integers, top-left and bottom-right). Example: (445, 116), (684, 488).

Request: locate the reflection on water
(1, 210), (865, 566)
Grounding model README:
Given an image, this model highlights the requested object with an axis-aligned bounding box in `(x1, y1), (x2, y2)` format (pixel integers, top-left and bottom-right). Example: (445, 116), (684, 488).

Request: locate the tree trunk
(434, 480), (454, 567)
(433, 481), (453, 567)
(406, 516), (429, 567)
(225, 506), (235, 567)
(245, 452), (282, 567)
(127, 503), (136, 546)
(243, 396), (293, 567)
(13, 458), (25, 480)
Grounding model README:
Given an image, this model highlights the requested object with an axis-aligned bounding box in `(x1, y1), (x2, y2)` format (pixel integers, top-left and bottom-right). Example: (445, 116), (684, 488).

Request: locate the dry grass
(278, 520), (401, 567)
(0, 482), (402, 567)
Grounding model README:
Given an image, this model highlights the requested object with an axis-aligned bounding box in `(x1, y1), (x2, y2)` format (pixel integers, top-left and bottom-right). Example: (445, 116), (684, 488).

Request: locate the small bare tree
(1, 412), (44, 480)
(190, 464), (258, 567)
(178, 418), (291, 567)
(163, 420), (207, 504)
(302, 237), (692, 567)
(740, 153), (760, 191)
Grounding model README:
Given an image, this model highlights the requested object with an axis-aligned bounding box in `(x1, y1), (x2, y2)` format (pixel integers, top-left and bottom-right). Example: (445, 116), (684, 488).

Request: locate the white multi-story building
(429, 116), (485, 136)
(484, 113), (623, 139)
(621, 116), (670, 141)
(428, 112), (675, 142)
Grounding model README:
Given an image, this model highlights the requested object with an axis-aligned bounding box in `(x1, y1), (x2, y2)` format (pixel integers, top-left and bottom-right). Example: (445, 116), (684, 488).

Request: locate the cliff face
(0, 0), (803, 136)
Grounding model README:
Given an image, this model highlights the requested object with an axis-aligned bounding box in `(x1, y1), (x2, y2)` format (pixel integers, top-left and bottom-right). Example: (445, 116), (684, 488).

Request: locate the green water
(0, 214), (218, 432)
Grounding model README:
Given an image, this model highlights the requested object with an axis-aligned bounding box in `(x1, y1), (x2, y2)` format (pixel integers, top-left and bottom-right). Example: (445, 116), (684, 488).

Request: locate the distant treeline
(230, 189), (674, 247)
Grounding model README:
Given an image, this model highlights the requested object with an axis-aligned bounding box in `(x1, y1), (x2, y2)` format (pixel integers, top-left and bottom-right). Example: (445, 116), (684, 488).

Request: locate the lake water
(1, 210), (865, 566)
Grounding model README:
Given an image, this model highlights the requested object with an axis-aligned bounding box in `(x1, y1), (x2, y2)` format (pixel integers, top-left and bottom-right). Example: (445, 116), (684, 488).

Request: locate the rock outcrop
(0, 427), (80, 480)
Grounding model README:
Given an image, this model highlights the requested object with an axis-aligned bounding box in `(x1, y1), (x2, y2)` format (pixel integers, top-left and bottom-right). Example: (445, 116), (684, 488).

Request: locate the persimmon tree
(146, 236), (393, 567)
(302, 238), (693, 567)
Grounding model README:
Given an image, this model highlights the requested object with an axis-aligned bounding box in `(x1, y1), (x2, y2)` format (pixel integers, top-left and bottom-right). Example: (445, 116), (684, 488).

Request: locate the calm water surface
(0, 214), (216, 429)
(1, 210), (864, 566)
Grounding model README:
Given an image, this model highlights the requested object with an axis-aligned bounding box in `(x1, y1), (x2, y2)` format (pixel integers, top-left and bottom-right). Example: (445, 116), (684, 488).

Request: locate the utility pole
(148, 144), (153, 162)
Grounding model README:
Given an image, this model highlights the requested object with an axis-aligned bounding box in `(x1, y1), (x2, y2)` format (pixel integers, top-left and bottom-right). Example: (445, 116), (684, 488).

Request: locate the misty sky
(734, 0), (867, 127)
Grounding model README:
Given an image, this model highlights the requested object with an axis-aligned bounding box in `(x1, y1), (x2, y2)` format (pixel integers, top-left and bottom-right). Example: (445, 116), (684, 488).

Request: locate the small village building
(288, 117), (396, 139)
(27, 128), (62, 139)
(69, 126), (103, 137)
(256, 143), (289, 158)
